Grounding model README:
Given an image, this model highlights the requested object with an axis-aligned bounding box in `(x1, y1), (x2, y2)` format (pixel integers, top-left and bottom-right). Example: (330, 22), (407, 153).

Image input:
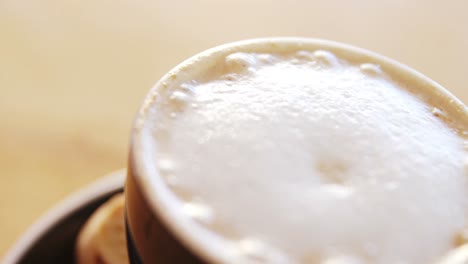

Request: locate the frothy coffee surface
(142, 44), (468, 264)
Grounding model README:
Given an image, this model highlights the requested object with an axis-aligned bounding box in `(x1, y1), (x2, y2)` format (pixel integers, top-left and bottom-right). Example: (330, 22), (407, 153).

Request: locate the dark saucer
(2, 170), (126, 264)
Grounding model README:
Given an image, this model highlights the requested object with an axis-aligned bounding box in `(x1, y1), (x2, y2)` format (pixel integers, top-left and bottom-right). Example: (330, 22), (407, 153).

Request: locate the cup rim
(2, 169), (126, 264)
(130, 37), (468, 263)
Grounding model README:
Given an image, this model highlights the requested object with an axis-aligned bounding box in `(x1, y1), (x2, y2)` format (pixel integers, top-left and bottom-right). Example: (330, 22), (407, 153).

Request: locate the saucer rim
(2, 169), (126, 264)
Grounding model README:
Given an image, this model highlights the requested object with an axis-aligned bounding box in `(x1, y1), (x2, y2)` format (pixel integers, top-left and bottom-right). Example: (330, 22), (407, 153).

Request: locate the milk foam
(143, 49), (468, 264)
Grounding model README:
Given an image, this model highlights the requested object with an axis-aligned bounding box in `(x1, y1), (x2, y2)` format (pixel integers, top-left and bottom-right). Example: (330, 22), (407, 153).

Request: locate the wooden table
(1, 0), (467, 257)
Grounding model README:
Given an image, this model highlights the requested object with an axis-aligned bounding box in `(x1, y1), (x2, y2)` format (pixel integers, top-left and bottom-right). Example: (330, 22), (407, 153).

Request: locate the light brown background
(1, 0), (467, 258)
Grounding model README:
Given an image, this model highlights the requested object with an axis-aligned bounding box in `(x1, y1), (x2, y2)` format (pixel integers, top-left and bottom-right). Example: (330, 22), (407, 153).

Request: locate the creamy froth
(141, 47), (468, 264)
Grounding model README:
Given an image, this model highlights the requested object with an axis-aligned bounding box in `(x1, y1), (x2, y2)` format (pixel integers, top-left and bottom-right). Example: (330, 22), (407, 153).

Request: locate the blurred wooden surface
(1, 0), (467, 258)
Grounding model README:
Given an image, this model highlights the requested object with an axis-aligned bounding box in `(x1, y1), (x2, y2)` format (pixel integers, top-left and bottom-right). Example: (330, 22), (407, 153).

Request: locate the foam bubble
(312, 50), (340, 67)
(170, 91), (190, 104)
(359, 63), (382, 75)
(180, 82), (195, 93)
(295, 50), (315, 60)
(432, 107), (445, 118)
(225, 52), (256, 73)
(258, 54), (275, 64)
(157, 158), (175, 175)
(183, 202), (214, 224)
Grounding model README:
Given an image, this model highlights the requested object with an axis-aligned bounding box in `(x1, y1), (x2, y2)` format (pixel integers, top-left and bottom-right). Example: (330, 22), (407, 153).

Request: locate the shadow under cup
(124, 38), (468, 264)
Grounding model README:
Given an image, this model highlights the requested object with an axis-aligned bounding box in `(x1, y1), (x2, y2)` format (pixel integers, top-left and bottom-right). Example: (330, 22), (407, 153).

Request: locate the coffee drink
(127, 38), (468, 264)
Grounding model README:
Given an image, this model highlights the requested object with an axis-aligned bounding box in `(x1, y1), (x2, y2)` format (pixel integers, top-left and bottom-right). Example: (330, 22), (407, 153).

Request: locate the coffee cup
(125, 37), (468, 264)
